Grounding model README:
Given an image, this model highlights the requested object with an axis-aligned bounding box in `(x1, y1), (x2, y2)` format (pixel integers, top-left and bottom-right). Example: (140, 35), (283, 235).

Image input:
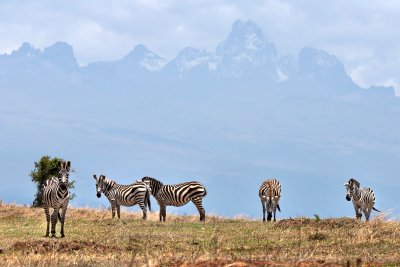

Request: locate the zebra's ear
(344, 183), (348, 186)
(66, 161), (71, 171)
(93, 174), (97, 180)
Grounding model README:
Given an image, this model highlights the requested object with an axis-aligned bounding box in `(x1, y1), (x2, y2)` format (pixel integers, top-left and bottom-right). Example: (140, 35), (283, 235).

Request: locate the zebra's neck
(102, 179), (117, 197)
(352, 186), (362, 201)
(148, 178), (163, 196)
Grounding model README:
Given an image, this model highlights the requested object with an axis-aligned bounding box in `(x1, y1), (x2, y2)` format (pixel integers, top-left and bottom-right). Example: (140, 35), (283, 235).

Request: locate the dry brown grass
(0, 201), (399, 266)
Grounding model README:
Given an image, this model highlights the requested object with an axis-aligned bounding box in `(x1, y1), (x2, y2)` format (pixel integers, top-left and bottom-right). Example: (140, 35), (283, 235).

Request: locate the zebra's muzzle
(96, 192), (101, 198)
(59, 183), (67, 190)
(346, 195), (351, 201)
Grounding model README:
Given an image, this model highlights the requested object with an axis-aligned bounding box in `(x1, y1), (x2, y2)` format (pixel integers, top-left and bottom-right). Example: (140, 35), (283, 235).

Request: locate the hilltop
(0, 202), (399, 266)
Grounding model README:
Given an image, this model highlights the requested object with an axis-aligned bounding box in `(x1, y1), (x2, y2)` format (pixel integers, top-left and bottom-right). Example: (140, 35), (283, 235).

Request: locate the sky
(0, 0), (399, 95)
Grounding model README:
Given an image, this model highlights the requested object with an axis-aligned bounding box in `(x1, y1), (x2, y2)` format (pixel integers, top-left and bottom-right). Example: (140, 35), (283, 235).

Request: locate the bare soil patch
(11, 240), (122, 254)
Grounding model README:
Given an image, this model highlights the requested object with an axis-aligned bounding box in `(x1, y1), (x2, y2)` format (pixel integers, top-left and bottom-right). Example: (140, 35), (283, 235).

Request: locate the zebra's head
(266, 196), (279, 212)
(93, 174), (105, 198)
(141, 176), (161, 196)
(344, 178), (360, 201)
(58, 160), (71, 190)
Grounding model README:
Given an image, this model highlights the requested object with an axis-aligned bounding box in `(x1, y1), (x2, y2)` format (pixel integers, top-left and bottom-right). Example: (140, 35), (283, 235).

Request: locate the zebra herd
(42, 160), (381, 238)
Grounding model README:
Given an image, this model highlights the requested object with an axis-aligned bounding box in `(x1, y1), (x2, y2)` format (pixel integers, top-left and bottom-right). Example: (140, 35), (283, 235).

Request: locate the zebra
(259, 178), (281, 222)
(141, 177), (207, 222)
(42, 160), (71, 238)
(93, 174), (151, 220)
(344, 178), (380, 221)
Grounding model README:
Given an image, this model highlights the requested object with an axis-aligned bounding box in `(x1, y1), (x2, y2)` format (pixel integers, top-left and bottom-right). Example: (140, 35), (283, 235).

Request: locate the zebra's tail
(372, 206), (380, 212)
(203, 187), (207, 197)
(145, 186), (151, 212)
(277, 204), (281, 212)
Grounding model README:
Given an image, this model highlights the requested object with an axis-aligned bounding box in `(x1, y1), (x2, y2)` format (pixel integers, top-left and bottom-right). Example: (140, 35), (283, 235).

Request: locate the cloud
(0, 0), (399, 91)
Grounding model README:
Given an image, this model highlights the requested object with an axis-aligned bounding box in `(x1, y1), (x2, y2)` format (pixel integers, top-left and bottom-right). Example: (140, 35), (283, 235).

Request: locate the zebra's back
(259, 179), (281, 199)
(360, 187), (376, 207)
(112, 182), (149, 207)
(157, 181), (206, 207)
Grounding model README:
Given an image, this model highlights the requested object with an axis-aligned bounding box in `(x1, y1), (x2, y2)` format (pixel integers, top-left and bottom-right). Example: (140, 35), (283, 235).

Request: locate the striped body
(345, 178), (379, 221)
(42, 160), (71, 238)
(142, 177), (207, 222)
(259, 178), (281, 222)
(94, 175), (151, 220)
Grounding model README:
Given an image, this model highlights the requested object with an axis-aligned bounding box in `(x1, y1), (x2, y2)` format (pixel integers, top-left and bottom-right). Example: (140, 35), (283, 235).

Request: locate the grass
(0, 202), (399, 266)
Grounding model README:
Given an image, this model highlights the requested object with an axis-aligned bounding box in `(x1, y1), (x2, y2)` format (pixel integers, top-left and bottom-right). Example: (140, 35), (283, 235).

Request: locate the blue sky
(0, 0), (399, 94)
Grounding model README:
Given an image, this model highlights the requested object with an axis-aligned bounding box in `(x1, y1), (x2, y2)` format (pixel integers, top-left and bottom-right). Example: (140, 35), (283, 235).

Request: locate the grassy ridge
(0, 202), (399, 266)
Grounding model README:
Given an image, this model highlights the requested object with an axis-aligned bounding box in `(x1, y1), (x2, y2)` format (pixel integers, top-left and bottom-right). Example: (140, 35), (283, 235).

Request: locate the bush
(30, 156), (75, 207)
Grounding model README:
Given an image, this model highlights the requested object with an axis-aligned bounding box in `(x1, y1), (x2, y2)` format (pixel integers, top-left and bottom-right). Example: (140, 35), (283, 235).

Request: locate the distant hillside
(0, 202), (399, 266)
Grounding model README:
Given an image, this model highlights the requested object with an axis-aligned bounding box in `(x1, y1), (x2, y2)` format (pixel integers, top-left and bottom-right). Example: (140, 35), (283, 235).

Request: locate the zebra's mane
(100, 176), (117, 189)
(142, 176), (163, 186)
(348, 178), (360, 188)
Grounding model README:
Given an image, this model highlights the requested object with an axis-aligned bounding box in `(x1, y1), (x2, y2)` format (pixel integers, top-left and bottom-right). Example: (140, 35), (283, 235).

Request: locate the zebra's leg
(353, 203), (362, 219)
(50, 208), (59, 238)
(44, 205), (50, 237)
(364, 207), (371, 222)
(192, 197), (206, 222)
(267, 211), (272, 221)
(110, 202), (116, 219)
(60, 202), (68, 238)
(273, 206), (277, 222)
(160, 205), (166, 222)
(266, 199), (274, 221)
(357, 206), (363, 220)
(261, 199), (266, 222)
(139, 202), (147, 220)
(116, 205), (121, 220)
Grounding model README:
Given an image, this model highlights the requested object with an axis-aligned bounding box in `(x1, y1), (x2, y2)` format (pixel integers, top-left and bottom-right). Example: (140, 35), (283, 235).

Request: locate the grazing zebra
(141, 177), (207, 222)
(344, 178), (380, 221)
(42, 160), (71, 238)
(93, 174), (151, 220)
(259, 178), (281, 222)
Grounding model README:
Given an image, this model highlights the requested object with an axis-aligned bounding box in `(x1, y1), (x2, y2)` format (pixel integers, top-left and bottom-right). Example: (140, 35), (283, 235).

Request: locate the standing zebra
(93, 174), (151, 220)
(141, 177), (207, 222)
(259, 178), (281, 222)
(42, 160), (71, 238)
(344, 178), (380, 221)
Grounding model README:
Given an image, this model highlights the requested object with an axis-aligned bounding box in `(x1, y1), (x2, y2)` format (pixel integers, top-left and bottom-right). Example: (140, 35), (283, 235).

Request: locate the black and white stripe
(259, 178), (281, 222)
(345, 178), (380, 221)
(93, 174), (151, 220)
(141, 177), (207, 222)
(42, 160), (71, 238)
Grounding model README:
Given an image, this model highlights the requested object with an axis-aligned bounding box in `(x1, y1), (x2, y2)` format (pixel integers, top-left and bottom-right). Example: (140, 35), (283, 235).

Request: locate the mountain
(0, 20), (399, 219)
(215, 19), (278, 79)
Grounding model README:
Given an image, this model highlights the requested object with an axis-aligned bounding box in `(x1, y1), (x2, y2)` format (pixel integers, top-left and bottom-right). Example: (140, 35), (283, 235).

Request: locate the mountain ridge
(0, 19), (395, 96)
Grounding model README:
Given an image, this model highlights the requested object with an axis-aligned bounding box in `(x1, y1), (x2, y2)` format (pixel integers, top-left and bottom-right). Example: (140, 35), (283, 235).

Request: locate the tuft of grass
(0, 203), (399, 266)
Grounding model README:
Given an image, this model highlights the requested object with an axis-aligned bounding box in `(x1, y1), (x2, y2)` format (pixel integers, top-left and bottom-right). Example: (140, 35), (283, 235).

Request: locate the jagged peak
(42, 42), (75, 59)
(124, 44), (155, 61)
(216, 19), (270, 54)
(299, 47), (341, 68)
(11, 42), (40, 57)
